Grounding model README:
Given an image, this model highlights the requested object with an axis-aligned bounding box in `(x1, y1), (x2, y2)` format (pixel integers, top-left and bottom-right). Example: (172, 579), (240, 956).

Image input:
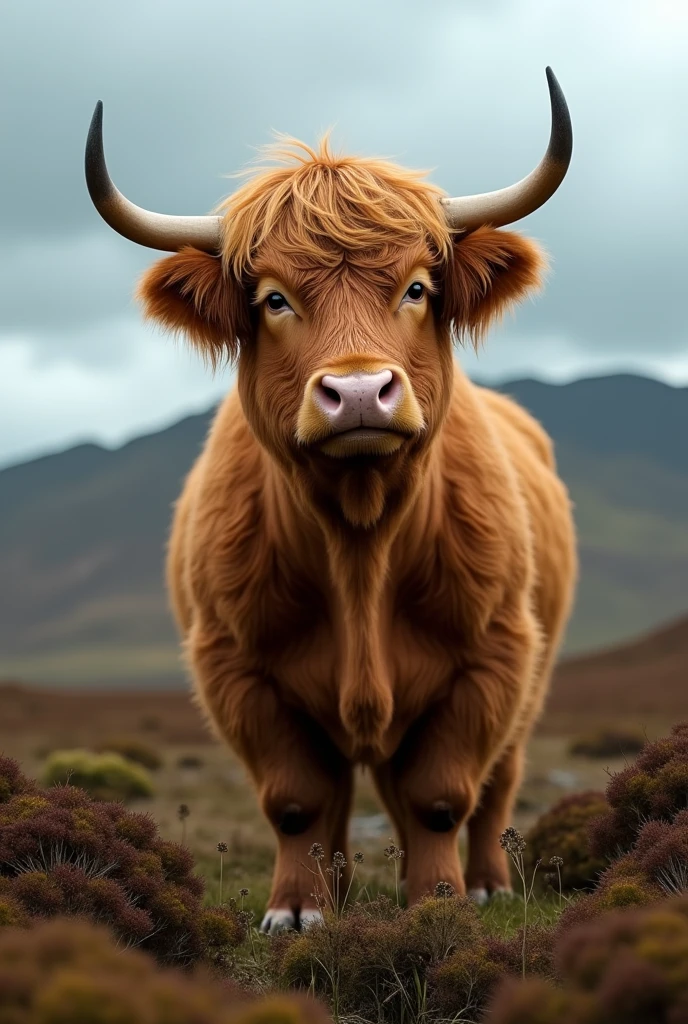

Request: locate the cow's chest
(262, 588), (459, 752)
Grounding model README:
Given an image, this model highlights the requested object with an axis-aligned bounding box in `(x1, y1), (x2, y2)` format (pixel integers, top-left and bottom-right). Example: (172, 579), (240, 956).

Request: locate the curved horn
(85, 101), (222, 253)
(441, 67), (572, 232)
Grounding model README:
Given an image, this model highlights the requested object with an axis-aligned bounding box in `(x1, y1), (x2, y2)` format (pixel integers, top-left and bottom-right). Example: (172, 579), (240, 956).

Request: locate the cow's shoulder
(181, 389), (269, 626)
(428, 375), (537, 632)
(473, 385), (555, 470)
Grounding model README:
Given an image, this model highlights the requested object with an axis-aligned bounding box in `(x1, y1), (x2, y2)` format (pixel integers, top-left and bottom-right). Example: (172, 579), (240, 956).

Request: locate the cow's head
(86, 69), (571, 528)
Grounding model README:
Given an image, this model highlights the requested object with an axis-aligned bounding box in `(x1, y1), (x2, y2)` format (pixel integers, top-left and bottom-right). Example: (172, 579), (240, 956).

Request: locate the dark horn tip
(85, 100), (113, 206)
(544, 66), (572, 165)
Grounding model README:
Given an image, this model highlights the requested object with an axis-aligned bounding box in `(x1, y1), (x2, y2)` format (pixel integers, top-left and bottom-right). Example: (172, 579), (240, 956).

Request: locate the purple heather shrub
(272, 892), (530, 1022)
(0, 755), (36, 803)
(0, 916), (329, 1024)
(524, 791), (609, 893)
(557, 725), (688, 936)
(486, 925), (556, 980)
(589, 723), (688, 860)
(0, 757), (244, 966)
(488, 896), (688, 1023)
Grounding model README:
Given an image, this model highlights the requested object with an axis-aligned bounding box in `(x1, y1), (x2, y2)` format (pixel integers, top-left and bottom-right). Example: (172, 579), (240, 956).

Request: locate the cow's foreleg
(371, 762), (408, 881)
(378, 603), (539, 905)
(464, 743), (524, 903)
(189, 627), (353, 934)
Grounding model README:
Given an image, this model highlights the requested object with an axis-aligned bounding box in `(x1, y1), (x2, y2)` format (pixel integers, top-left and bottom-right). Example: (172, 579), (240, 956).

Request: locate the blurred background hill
(1, 371), (686, 689)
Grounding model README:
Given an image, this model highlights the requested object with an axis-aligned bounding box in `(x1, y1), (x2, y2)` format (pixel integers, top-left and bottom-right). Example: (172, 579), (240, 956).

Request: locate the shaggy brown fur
(137, 138), (577, 924)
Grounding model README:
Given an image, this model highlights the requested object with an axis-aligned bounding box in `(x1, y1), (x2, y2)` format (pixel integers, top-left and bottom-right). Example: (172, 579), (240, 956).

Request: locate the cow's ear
(442, 226), (547, 347)
(136, 248), (251, 366)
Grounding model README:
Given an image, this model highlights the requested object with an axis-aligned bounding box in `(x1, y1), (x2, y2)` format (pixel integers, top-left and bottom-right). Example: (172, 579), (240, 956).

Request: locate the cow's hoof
(259, 907), (324, 935)
(490, 886), (518, 901)
(299, 907), (324, 930)
(468, 887), (490, 906)
(468, 885), (514, 906)
(260, 908), (297, 935)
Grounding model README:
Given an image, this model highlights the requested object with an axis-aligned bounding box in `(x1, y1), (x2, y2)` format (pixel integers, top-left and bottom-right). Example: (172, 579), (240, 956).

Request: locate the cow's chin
(318, 428), (406, 459)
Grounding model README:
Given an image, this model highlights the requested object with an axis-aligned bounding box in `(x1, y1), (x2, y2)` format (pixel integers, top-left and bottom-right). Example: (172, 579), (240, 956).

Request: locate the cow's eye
(403, 282), (426, 304)
(266, 292), (290, 312)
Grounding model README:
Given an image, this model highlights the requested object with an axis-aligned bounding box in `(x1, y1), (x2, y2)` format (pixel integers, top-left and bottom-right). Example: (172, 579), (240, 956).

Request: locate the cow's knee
(261, 780), (332, 837)
(410, 783), (476, 834)
(276, 803), (313, 836)
(421, 801), (459, 833)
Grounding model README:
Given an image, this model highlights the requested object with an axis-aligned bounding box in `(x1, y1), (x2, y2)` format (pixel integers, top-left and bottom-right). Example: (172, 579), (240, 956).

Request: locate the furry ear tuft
(442, 227), (548, 348)
(136, 248), (250, 368)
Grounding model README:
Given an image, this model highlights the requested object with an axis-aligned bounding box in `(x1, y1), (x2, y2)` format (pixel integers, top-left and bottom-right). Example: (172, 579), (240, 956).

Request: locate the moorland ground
(0, 678), (678, 923)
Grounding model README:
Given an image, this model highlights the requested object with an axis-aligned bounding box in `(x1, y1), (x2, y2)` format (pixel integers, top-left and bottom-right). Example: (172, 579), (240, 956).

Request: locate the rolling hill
(0, 372), (686, 687)
(549, 611), (688, 718)
(3, 611), (685, 734)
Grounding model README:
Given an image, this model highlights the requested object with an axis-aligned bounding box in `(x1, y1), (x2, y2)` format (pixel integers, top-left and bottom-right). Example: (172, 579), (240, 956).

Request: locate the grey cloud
(0, 235), (150, 345)
(1, 0), (687, 378)
(0, 322), (232, 469)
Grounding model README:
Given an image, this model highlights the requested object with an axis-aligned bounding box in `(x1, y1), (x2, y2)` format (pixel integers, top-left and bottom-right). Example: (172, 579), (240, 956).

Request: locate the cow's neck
(272, 446), (439, 756)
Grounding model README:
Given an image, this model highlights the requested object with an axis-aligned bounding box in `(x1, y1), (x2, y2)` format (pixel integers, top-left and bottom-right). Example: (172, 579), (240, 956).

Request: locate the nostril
(316, 379), (342, 414)
(322, 384), (341, 406)
(377, 372), (402, 409)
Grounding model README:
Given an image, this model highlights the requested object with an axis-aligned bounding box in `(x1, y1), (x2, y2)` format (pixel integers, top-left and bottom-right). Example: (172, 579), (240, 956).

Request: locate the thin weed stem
(177, 804), (190, 846)
(384, 839), (404, 907)
(500, 827), (539, 980)
(342, 853), (363, 909)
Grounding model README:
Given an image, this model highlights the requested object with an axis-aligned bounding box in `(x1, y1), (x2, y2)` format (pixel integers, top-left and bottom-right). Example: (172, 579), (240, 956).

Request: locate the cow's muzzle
(296, 362), (425, 458)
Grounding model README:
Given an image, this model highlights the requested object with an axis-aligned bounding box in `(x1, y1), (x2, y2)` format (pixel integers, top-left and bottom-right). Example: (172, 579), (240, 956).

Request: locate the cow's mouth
(318, 427), (406, 459)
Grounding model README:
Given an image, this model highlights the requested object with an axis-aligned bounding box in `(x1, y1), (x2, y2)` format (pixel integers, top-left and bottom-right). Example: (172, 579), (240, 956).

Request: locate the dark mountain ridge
(1, 372), (686, 687)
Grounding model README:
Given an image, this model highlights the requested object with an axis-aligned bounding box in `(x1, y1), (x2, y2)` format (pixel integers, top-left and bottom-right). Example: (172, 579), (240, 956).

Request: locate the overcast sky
(1, 0), (687, 468)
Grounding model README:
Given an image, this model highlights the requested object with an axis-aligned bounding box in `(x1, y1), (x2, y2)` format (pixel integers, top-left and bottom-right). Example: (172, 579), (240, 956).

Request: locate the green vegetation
(43, 748), (155, 802)
(95, 735), (164, 771)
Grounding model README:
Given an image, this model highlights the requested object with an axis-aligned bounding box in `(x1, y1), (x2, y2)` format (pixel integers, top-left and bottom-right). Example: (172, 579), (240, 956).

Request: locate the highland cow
(85, 68), (577, 933)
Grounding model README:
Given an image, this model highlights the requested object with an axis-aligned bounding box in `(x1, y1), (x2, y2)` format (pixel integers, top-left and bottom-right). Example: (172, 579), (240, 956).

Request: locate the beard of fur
(338, 467), (387, 528)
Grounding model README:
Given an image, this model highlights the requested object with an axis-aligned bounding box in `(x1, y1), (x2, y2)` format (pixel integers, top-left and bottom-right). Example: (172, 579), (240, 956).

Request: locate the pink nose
(315, 370), (403, 432)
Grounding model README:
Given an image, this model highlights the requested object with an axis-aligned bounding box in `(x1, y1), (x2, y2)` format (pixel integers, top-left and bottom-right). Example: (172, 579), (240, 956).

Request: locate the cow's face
(239, 238), (452, 476)
(138, 159), (544, 526)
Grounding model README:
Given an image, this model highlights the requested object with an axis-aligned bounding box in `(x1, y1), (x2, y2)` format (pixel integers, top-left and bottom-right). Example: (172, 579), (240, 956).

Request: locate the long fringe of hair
(215, 133), (453, 276)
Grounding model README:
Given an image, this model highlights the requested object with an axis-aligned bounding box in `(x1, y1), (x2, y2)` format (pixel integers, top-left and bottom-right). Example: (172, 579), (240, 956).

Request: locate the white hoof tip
(260, 908), (297, 935)
(490, 887), (516, 901)
(469, 886), (515, 905)
(468, 887), (490, 906)
(299, 908), (324, 931)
